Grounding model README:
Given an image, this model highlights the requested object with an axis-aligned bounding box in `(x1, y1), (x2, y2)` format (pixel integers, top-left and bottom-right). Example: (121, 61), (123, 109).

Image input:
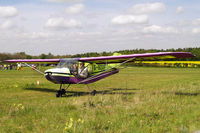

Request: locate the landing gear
(86, 84), (97, 96)
(56, 84), (70, 97)
(91, 90), (97, 96)
(56, 89), (66, 97)
(56, 90), (61, 97)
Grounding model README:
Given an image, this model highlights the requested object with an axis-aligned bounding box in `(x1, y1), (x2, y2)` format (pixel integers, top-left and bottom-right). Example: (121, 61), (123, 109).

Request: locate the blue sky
(0, 0), (200, 55)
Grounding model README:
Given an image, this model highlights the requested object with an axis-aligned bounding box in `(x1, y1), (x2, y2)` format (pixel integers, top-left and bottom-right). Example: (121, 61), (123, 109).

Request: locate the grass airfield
(0, 67), (200, 133)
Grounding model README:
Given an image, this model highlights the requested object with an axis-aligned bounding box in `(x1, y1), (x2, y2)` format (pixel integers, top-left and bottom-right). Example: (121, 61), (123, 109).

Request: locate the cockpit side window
(57, 59), (77, 67)
(56, 59), (94, 77)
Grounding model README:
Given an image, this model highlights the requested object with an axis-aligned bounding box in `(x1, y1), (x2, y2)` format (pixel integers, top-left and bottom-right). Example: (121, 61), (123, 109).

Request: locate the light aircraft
(4, 52), (195, 97)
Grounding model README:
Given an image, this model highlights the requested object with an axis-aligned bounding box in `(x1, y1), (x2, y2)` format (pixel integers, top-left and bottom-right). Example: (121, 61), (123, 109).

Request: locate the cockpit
(56, 59), (93, 78)
(56, 59), (79, 74)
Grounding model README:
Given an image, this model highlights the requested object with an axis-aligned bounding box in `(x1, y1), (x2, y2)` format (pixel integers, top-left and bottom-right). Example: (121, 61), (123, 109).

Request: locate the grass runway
(0, 67), (200, 133)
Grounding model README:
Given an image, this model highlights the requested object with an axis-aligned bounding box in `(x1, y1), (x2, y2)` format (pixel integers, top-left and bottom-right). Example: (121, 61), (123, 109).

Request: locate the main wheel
(61, 89), (66, 95)
(91, 90), (97, 96)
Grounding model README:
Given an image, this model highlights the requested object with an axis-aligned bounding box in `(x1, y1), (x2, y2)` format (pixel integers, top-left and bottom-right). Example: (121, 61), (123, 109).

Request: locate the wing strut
(23, 62), (44, 75)
(77, 57), (136, 84)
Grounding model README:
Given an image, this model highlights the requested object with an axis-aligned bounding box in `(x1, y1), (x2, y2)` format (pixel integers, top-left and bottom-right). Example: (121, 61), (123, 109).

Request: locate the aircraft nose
(45, 69), (52, 74)
(45, 71), (54, 83)
(45, 72), (52, 75)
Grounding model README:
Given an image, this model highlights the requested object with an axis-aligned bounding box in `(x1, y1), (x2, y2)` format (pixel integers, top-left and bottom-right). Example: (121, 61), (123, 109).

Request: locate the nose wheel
(56, 89), (66, 97)
(56, 84), (70, 97)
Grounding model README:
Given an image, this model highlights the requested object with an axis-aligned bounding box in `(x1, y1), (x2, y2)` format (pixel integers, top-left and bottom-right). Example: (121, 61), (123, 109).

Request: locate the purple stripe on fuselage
(45, 74), (71, 84)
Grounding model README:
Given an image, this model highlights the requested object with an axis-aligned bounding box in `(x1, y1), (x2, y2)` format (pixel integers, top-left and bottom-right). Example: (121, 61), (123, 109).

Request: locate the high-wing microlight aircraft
(4, 52), (195, 97)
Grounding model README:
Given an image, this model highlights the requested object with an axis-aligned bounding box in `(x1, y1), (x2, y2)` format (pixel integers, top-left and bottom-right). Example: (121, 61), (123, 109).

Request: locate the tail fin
(112, 52), (122, 56)
(108, 53), (121, 68)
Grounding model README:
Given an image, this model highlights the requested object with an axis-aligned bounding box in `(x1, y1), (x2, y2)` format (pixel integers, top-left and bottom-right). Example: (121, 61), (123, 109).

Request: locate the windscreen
(57, 59), (78, 74)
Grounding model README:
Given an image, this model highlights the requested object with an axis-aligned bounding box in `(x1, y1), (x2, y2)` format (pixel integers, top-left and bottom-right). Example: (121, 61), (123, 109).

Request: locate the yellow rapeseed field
(134, 61), (200, 68)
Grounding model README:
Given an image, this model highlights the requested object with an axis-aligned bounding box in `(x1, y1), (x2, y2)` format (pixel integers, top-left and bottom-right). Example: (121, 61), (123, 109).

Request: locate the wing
(78, 52), (195, 64)
(4, 59), (60, 64)
(4, 52), (195, 64)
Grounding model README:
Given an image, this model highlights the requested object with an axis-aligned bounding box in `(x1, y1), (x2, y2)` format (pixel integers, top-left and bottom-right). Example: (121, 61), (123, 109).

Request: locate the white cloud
(177, 20), (190, 27)
(192, 28), (200, 34)
(143, 25), (178, 33)
(111, 15), (148, 25)
(0, 20), (14, 29)
(28, 32), (53, 39)
(193, 18), (200, 25)
(44, 0), (81, 3)
(65, 4), (84, 14)
(176, 6), (184, 14)
(0, 6), (18, 18)
(45, 17), (81, 29)
(128, 2), (165, 14)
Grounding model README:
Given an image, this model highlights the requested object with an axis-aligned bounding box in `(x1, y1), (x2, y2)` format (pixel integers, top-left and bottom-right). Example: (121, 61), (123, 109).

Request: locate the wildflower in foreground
(64, 117), (84, 131)
(77, 118), (84, 124)
(65, 118), (73, 130)
(108, 121), (112, 124)
(18, 104), (22, 107)
(21, 106), (24, 110)
(70, 118), (73, 122)
(13, 103), (25, 111)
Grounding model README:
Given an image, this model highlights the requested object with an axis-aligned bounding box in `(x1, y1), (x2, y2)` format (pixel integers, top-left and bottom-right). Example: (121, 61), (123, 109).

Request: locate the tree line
(1, 47), (200, 61)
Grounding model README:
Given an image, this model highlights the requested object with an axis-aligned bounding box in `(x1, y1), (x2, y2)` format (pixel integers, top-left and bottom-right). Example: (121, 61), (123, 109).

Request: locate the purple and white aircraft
(5, 52), (195, 97)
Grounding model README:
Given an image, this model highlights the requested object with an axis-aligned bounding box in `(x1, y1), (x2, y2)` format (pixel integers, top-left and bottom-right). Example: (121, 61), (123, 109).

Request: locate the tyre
(91, 90), (97, 96)
(56, 90), (61, 97)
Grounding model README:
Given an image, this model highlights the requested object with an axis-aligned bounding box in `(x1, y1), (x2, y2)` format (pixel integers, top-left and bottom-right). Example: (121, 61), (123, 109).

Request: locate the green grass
(0, 67), (200, 133)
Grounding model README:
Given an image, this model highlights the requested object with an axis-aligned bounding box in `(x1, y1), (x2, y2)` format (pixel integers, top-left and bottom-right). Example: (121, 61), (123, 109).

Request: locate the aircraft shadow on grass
(24, 87), (57, 93)
(162, 91), (200, 96)
(24, 88), (199, 97)
(24, 87), (138, 97)
(174, 92), (200, 96)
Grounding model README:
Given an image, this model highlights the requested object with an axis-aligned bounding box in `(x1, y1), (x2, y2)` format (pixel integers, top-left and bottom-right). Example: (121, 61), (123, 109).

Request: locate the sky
(0, 0), (200, 55)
